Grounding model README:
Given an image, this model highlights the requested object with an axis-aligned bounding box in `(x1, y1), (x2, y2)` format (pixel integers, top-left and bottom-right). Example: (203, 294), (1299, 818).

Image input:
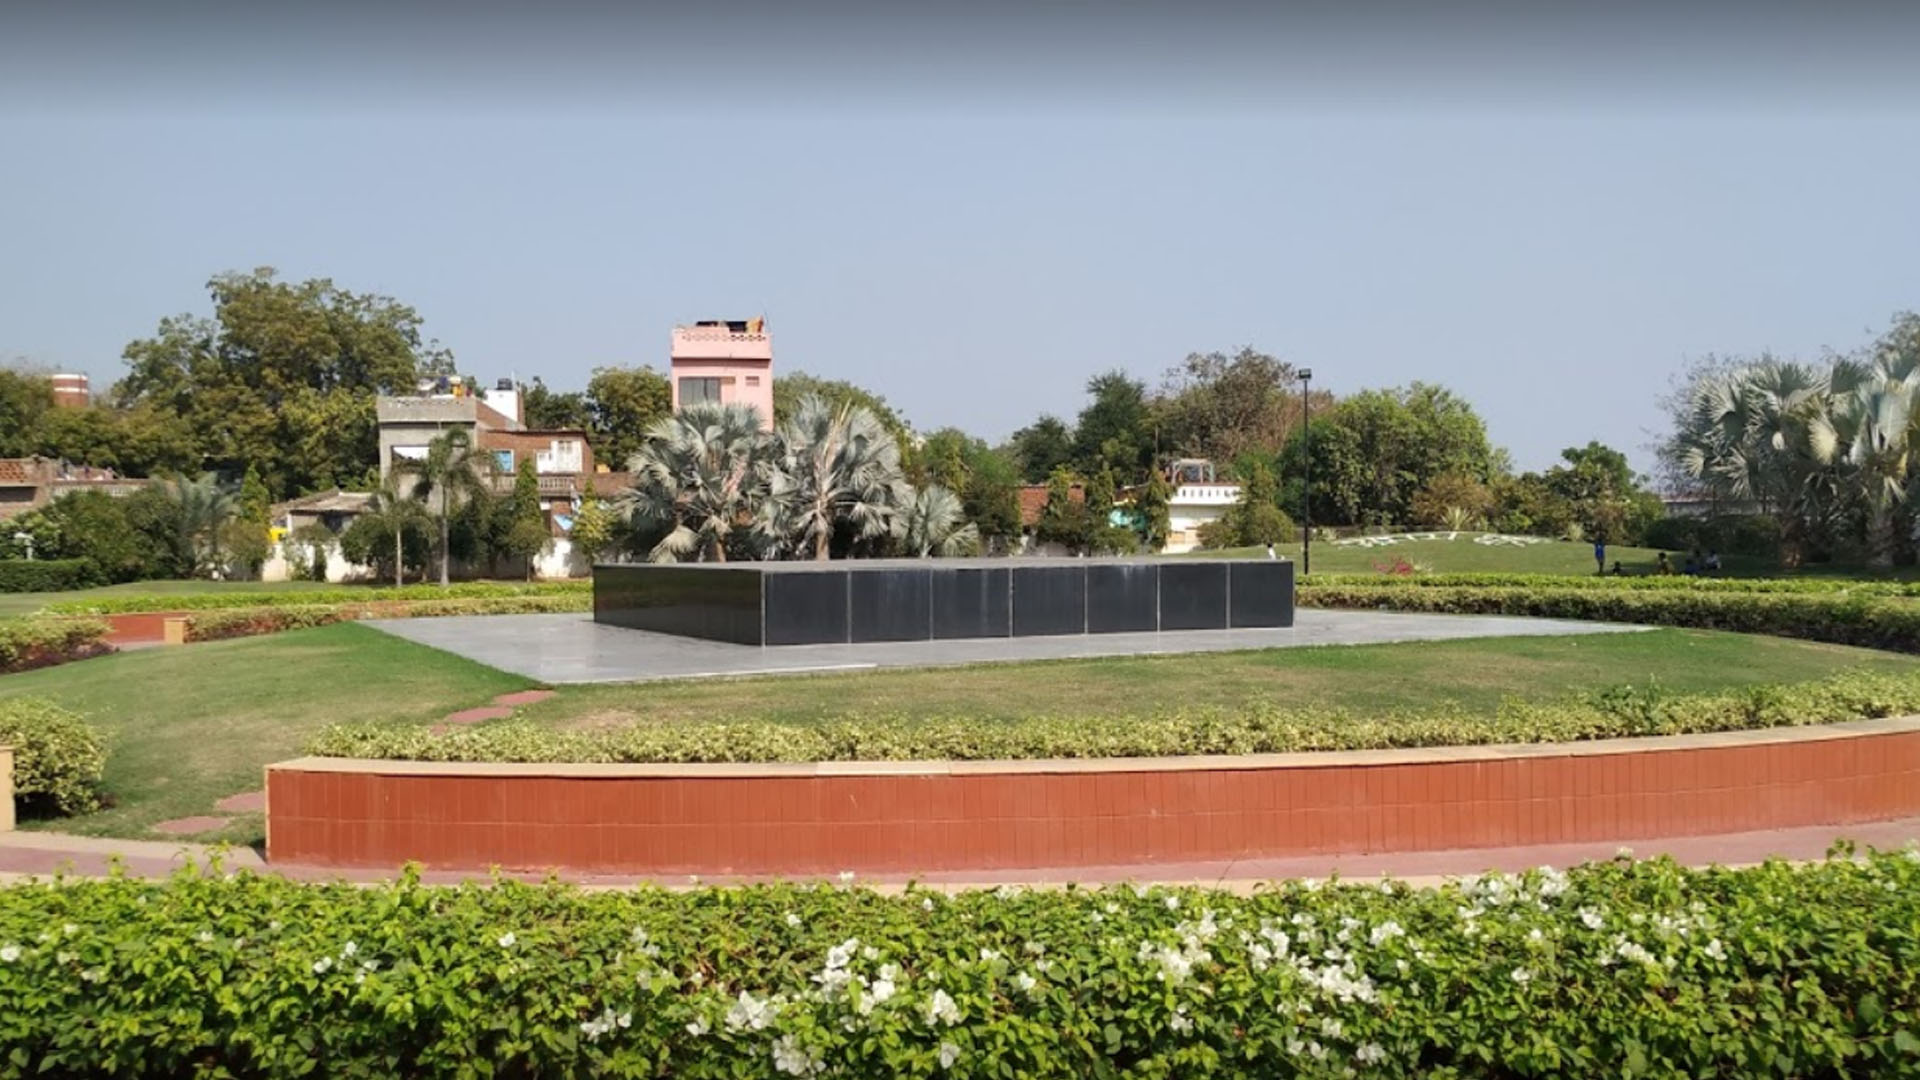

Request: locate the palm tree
(1674, 360), (1831, 565)
(621, 403), (770, 562)
(361, 469), (432, 587)
(163, 472), (239, 578)
(761, 395), (910, 560)
(899, 484), (980, 557)
(1812, 354), (1920, 568)
(396, 428), (493, 586)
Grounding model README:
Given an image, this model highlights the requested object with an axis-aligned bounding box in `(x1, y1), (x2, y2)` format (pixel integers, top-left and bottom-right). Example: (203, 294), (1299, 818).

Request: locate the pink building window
(680, 377), (722, 405)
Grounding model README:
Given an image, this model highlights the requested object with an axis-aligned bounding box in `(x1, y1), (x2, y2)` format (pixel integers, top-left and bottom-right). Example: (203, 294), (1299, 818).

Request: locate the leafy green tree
(1217, 459), (1298, 547)
(356, 469), (433, 586)
(1008, 415), (1075, 483)
(221, 465), (275, 578)
(1154, 347), (1303, 463)
(586, 366), (673, 469)
(161, 473), (240, 578)
(622, 403), (771, 562)
(114, 269), (446, 500)
(961, 444), (1024, 554)
(1411, 471), (1496, 530)
(1034, 467), (1091, 553)
(1133, 469), (1173, 551)
(397, 428), (495, 586)
(773, 371), (911, 452)
(522, 377), (592, 432)
(1072, 370), (1154, 481)
(0, 368), (54, 457)
(1279, 383), (1499, 527)
(568, 495), (619, 563)
(8, 489), (180, 583)
(497, 459), (550, 579)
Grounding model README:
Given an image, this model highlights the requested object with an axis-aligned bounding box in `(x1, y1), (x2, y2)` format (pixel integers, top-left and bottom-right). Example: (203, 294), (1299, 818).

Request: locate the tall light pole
(1298, 369), (1312, 576)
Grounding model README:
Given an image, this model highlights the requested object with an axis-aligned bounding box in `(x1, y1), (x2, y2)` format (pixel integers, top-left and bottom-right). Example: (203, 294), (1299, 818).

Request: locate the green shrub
(47, 578), (589, 615)
(0, 618), (111, 675)
(1309, 572), (1920, 596)
(0, 698), (107, 815)
(182, 594), (590, 642)
(0, 559), (101, 594)
(1300, 582), (1920, 652)
(309, 668), (1920, 764)
(0, 853), (1916, 1077)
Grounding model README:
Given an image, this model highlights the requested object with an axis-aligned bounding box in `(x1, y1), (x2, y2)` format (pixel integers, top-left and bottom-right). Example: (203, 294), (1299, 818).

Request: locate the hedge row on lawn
(0, 559), (102, 594)
(1, 853), (1917, 1077)
(1299, 583), (1920, 652)
(44, 578), (589, 615)
(0, 618), (111, 675)
(0, 698), (106, 815)
(1311, 572), (1920, 596)
(308, 667), (1920, 764)
(183, 594), (590, 641)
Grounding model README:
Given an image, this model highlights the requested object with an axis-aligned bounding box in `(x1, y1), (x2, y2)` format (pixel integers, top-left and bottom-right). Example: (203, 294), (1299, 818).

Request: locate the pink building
(669, 318), (775, 431)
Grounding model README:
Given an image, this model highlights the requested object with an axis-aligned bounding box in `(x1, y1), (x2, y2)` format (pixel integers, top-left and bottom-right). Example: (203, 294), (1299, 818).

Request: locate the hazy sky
(4, 3), (1918, 473)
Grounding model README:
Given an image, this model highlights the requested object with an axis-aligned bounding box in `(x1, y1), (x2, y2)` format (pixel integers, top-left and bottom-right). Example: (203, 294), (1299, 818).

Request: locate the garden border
(266, 716), (1920, 875)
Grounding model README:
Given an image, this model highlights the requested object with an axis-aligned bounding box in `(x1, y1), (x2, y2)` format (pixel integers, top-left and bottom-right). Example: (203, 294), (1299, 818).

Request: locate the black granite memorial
(593, 557), (1295, 646)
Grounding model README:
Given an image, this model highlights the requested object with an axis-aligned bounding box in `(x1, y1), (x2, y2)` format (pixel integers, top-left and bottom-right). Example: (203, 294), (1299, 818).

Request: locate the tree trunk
(393, 528), (404, 588)
(440, 515), (451, 587)
(1869, 499), (1897, 570)
(814, 527), (830, 561)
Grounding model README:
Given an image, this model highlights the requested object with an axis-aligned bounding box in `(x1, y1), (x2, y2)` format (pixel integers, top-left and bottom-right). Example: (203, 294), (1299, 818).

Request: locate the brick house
(0, 457), (150, 522)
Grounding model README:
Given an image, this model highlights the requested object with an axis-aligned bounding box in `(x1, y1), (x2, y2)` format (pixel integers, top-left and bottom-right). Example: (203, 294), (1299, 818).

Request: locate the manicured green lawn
(1196, 532), (1774, 577)
(0, 623), (531, 844)
(5, 621), (1912, 846)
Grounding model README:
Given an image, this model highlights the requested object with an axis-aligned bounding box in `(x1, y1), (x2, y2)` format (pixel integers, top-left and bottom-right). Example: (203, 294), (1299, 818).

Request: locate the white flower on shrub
(938, 1041), (962, 1069)
(1164, 895), (1181, 912)
(79, 967), (104, 984)
(784, 913), (802, 929)
(1355, 1042), (1387, 1065)
(1011, 971), (1037, 996)
(923, 988), (962, 1027)
(1703, 938), (1726, 961)
(1509, 967), (1531, 985)
(578, 1008), (631, 1043)
(312, 956), (334, 975)
(61, 923), (78, 937)
(726, 991), (779, 1032)
(1578, 907), (1605, 931)
(196, 931), (214, 945)
(858, 976), (897, 1015)
(55, 950), (76, 965)
(838, 871), (856, 885)
(771, 1033), (822, 1077)
(685, 1015), (711, 1036)
(995, 885), (1022, 900)
(341, 941), (358, 959)
(1320, 1017), (1344, 1039)
(1169, 1007), (1193, 1034)
(0, 945), (20, 964)
(922, 897), (936, 912)
(1526, 928), (1545, 946)
(496, 932), (516, 949)
(1367, 921), (1404, 947)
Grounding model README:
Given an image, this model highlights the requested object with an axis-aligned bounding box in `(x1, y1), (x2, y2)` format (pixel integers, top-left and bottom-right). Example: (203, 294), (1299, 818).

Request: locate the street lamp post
(11, 532), (32, 561)
(1298, 369), (1313, 576)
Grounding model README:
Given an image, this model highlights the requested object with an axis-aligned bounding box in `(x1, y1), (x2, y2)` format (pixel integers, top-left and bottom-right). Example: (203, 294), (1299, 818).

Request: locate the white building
(1160, 459), (1241, 554)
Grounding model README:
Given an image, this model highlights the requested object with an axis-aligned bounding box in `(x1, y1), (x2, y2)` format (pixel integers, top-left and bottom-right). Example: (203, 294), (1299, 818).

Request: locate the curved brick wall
(265, 718), (1920, 875)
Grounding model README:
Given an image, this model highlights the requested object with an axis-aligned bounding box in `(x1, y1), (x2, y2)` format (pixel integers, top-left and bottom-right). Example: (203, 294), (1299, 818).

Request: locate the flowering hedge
(1299, 583), (1920, 653)
(0, 618), (111, 675)
(0, 698), (107, 815)
(308, 668), (1920, 764)
(0, 851), (1916, 1077)
(183, 595), (590, 642)
(46, 579), (588, 616)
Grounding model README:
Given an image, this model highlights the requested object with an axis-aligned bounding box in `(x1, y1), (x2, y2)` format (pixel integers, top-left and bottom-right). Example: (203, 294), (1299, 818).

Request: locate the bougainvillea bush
(0, 851), (1916, 1077)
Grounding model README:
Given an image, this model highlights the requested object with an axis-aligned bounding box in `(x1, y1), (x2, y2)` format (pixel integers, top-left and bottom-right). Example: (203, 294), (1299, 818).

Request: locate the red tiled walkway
(5, 816), (1916, 891)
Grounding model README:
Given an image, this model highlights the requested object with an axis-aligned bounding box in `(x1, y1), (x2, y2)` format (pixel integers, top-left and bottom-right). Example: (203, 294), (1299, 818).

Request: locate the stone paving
(7, 816), (1916, 892)
(364, 609), (1649, 685)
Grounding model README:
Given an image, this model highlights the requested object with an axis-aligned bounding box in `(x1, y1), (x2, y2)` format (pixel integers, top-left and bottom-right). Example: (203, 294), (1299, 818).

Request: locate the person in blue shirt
(1593, 540), (1606, 575)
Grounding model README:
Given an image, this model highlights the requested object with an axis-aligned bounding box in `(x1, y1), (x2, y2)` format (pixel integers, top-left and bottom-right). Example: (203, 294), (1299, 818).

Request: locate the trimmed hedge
(1300, 582), (1920, 653)
(0, 618), (111, 675)
(45, 578), (590, 616)
(0, 559), (101, 594)
(0, 853), (1916, 1077)
(308, 668), (1920, 764)
(1310, 572), (1920, 596)
(0, 698), (107, 815)
(183, 594), (590, 642)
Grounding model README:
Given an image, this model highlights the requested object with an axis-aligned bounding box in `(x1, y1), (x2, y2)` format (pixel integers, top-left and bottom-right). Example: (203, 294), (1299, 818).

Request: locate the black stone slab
(1227, 560), (1296, 628)
(929, 566), (1012, 639)
(764, 571), (850, 645)
(1011, 565), (1087, 637)
(849, 568), (932, 643)
(1156, 562), (1228, 631)
(593, 564), (763, 645)
(1086, 563), (1159, 633)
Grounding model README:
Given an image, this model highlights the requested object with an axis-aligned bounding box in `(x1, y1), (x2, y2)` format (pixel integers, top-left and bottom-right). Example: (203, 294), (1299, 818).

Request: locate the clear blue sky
(3, 4), (1917, 474)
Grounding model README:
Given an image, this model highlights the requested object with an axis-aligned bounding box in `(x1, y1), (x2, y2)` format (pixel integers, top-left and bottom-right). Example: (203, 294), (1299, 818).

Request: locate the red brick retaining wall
(99, 611), (188, 646)
(265, 718), (1920, 875)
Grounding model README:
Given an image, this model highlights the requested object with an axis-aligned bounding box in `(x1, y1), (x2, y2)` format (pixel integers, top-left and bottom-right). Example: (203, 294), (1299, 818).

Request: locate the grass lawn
(4, 621), (1912, 846)
(0, 623), (532, 844)
(1197, 532), (1775, 577)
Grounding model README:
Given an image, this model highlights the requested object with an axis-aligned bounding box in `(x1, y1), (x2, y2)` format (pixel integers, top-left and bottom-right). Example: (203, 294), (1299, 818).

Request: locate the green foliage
(1282, 383), (1500, 528)
(182, 594), (588, 642)
(0, 698), (106, 815)
(4, 852), (1919, 1076)
(1411, 471), (1495, 530)
(521, 376), (592, 432)
(773, 371), (909, 450)
(1072, 369), (1153, 481)
(6, 490), (185, 584)
(0, 368), (55, 457)
(496, 460), (549, 576)
(908, 430), (1023, 552)
(399, 429), (495, 586)
(1210, 460), (1297, 547)
(1034, 468), (1090, 553)
(1300, 581), (1920, 653)
(586, 365), (673, 471)
(1154, 346), (1303, 463)
(0, 560), (101, 594)
(312, 667), (1920, 764)
(114, 268), (444, 500)
(1133, 469), (1173, 551)
(1644, 514), (1783, 560)
(568, 496), (619, 563)
(44, 580), (587, 616)
(625, 403), (773, 563)
(1008, 415), (1074, 484)
(0, 618), (111, 675)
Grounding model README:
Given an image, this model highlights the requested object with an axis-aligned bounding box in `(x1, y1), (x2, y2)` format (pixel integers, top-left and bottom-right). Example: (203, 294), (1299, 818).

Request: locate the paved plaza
(365, 608), (1647, 684)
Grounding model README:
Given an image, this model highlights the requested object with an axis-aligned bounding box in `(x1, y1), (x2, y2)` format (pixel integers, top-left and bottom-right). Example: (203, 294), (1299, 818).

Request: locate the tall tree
(1034, 467), (1090, 553)
(1154, 347), (1306, 463)
(1133, 469), (1173, 552)
(520, 376), (592, 432)
(622, 403), (770, 563)
(585, 366), (672, 469)
(397, 428), (494, 586)
(0, 368), (55, 457)
(773, 371), (911, 450)
(498, 458), (551, 579)
(1072, 370), (1153, 480)
(162, 473), (240, 578)
(360, 469), (431, 587)
(1009, 415), (1075, 483)
(761, 396), (909, 560)
(114, 268), (448, 499)
(1279, 383), (1499, 527)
